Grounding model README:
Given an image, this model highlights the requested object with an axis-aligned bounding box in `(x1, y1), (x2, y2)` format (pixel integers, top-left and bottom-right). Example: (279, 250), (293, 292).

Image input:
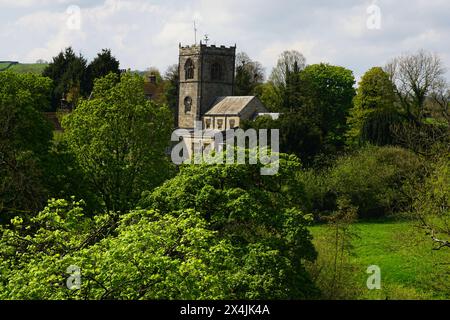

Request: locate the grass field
(310, 219), (450, 300)
(0, 62), (47, 74)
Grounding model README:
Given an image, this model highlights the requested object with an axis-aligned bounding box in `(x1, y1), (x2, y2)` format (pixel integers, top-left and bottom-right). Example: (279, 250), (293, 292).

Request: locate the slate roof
(205, 96), (256, 116)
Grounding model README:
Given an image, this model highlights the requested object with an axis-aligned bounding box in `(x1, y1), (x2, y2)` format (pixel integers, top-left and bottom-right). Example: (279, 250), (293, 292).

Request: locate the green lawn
(310, 219), (450, 300)
(0, 63), (47, 74)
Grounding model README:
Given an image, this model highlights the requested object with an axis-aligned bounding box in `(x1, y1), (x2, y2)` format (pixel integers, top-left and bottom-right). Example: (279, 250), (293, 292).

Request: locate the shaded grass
(310, 219), (450, 300)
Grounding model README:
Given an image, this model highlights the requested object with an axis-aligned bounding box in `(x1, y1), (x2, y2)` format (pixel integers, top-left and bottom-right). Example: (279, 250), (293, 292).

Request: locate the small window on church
(229, 119), (236, 128)
(217, 119), (224, 130)
(211, 62), (222, 81)
(185, 59), (195, 80)
(205, 118), (212, 129)
(184, 96), (192, 113)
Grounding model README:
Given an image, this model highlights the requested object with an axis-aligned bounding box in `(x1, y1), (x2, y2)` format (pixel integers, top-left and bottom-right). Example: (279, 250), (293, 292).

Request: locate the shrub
(327, 146), (423, 218)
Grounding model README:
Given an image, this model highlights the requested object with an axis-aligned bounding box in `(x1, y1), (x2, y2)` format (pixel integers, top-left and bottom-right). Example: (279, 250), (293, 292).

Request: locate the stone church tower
(178, 43), (236, 129)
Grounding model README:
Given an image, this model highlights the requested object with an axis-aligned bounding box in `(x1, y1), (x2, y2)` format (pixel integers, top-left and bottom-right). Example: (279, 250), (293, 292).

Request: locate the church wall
(177, 44), (236, 129)
(178, 82), (200, 128)
(200, 83), (234, 114)
(203, 115), (241, 130)
(200, 47), (235, 115)
(181, 133), (217, 159)
(178, 46), (202, 129)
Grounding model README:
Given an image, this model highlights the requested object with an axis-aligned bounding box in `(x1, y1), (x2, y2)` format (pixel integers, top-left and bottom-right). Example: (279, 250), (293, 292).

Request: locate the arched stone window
(185, 59), (195, 80)
(211, 62), (222, 81)
(184, 96), (192, 113)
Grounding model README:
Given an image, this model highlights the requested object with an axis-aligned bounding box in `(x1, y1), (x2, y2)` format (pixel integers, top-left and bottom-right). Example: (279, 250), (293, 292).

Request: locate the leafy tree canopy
(234, 52), (265, 96)
(43, 47), (88, 111)
(0, 153), (319, 299)
(346, 67), (400, 146)
(62, 72), (174, 213)
(86, 49), (120, 93)
(138, 154), (318, 298)
(300, 63), (356, 150)
(0, 72), (53, 219)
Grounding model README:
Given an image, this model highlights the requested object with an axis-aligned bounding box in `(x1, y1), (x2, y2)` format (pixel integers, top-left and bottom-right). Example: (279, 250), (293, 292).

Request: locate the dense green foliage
(43, 47), (88, 111)
(297, 146), (424, 219)
(0, 199), (258, 299)
(347, 67), (399, 146)
(234, 52), (264, 96)
(0, 154), (319, 299)
(163, 64), (179, 126)
(43, 47), (121, 111)
(42, 135), (101, 213)
(85, 49), (120, 94)
(247, 63), (355, 164)
(0, 46), (449, 300)
(62, 73), (174, 213)
(139, 155), (319, 298)
(327, 146), (423, 218)
(0, 72), (53, 220)
(300, 63), (356, 150)
(242, 114), (323, 165)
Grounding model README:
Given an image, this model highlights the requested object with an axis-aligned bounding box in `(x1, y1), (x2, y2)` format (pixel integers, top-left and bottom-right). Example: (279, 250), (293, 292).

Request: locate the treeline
(42, 47), (120, 111)
(0, 47), (448, 299)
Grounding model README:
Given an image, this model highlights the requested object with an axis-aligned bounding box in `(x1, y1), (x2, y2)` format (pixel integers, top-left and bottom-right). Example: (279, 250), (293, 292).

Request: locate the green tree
(163, 64), (179, 126)
(0, 198), (116, 299)
(62, 72), (174, 213)
(0, 193), (314, 299)
(346, 67), (399, 146)
(269, 50), (306, 112)
(384, 51), (450, 157)
(43, 47), (88, 111)
(42, 135), (102, 214)
(0, 72), (53, 221)
(234, 52), (265, 96)
(86, 49), (120, 94)
(242, 114), (323, 165)
(253, 82), (282, 112)
(300, 63), (356, 151)
(385, 50), (446, 122)
(1, 152), (320, 300)
(139, 154), (318, 298)
(328, 146), (423, 218)
(253, 63), (355, 163)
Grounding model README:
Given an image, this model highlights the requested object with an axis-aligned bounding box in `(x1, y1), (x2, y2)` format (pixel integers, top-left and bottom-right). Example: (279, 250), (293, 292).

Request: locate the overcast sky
(1, 0), (449, 81)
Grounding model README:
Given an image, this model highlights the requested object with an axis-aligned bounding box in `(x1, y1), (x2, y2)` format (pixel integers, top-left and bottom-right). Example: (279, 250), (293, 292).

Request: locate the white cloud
(0, 0), (449, 80)
(0, 0), (71, 8)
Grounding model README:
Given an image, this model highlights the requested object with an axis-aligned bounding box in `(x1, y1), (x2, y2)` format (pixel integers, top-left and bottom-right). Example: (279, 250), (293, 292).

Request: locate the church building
(177, 42), (269, 157)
